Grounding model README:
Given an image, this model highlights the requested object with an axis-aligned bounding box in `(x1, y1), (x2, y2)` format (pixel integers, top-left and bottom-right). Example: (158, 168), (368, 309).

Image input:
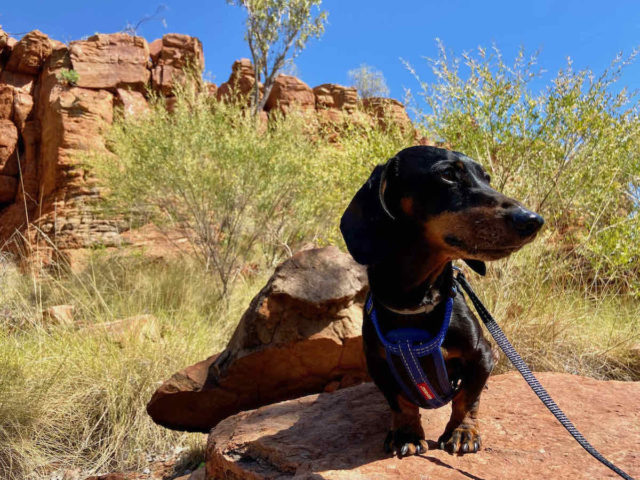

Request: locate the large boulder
(5, 30), (53, 74)
(0, 119), (18, 175)
(314, 83), (359, 124)
(151, 33), (204, 95)
(314, 83), (357, 111)
(265, 75), (315, 114)
(69, 33), (150, 91)
(12, 90), (33, 132)
(206, 372), (640, 480)
(147, 246), (369, 432)
(216, 58), (260, 102)
(362, 97), (412, 131)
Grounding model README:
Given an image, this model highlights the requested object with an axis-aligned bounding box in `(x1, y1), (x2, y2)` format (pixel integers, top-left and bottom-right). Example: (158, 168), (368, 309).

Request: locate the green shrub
(89, 86), (410, 297)
(406, 42), (640, 291)
(56, 68), (80, 86)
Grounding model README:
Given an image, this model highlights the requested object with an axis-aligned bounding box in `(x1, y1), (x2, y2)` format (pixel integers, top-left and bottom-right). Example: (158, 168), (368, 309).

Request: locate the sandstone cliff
(0, 28), (413, 260)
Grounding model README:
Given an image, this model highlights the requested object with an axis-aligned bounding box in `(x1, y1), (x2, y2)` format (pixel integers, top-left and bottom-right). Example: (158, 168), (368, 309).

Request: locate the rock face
(0, 31), (412, 259)
(151, 33), (204, 95)
(69, 33), (150, 91)
(206, 372), (640, 480)
(0, 119), (18, 175)
(5, 30), (53, 74)
(217, 58), (260, 102)
(363, 96), (412, 131)
(147, 246), (369, 432)
(265, 75), (315, 114)
(314, 84), (358, 111)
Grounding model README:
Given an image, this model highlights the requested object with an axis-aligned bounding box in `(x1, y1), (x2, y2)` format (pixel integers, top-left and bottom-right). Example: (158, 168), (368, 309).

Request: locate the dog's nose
(507, 207), (544, 237)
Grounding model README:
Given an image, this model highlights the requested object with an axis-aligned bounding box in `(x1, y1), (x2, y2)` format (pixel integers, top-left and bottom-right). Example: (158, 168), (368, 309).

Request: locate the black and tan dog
(340, 146), (543, 457)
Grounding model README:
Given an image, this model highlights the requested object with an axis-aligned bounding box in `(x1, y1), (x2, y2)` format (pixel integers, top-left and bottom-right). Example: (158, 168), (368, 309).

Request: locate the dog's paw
(437, 424), (481, 455)
(384, 428), (428, 458)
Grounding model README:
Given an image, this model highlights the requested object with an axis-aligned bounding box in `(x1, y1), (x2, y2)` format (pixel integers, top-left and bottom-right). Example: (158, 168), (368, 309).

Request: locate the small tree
(348, 64), (390, 99)
(228, 0), (328, 114)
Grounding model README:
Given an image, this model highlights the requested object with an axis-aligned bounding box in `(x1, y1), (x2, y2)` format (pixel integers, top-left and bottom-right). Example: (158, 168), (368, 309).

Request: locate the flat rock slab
(206, 372), (640, 479)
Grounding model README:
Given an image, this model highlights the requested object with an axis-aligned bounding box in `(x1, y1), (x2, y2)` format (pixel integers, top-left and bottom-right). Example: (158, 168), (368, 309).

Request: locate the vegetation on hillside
(0, 42), (639, 479)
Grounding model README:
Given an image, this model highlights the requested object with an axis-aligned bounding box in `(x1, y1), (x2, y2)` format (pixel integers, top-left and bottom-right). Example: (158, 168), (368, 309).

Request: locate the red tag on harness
(417, 382), (435, 400)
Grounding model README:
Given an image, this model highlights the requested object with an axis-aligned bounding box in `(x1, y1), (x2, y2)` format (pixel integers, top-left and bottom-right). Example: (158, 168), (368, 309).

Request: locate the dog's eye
(440, 168), (457, 183)
(485, 173), (491, 183)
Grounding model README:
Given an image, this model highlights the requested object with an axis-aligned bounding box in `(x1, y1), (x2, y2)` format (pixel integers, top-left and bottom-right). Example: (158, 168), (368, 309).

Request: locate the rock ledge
(206, 372), (640, 479)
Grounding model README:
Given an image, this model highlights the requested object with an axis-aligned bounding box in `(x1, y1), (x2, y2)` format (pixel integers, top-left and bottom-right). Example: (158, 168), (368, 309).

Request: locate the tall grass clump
(0, 250), (270, 479)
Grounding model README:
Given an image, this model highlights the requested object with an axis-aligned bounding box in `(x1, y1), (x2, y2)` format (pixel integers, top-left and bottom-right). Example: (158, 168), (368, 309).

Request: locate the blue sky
(2, 1), (640, 102)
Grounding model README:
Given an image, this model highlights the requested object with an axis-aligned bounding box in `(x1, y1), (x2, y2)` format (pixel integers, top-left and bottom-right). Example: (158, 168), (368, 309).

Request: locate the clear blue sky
(2, 1), (639, 102)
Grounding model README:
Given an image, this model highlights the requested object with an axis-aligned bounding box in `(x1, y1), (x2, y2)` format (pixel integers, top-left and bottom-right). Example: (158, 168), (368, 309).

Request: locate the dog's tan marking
(400, 197), (414, 216)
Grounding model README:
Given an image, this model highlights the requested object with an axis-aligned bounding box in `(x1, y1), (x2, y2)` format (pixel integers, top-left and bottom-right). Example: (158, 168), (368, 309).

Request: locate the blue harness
(366, 292), (459, 409)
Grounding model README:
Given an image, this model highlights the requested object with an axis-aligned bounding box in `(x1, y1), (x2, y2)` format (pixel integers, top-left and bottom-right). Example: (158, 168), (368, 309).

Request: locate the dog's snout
(507, 207), (544, 237)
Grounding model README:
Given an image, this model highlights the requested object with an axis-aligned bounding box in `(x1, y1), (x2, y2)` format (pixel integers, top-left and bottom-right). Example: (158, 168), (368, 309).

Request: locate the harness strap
(367, 293), (457, 409)
(455, 270), (635, 480)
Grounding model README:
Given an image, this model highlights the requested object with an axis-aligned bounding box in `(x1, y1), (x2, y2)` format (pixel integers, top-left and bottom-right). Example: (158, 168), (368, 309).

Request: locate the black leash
(454, 271), (635, 480)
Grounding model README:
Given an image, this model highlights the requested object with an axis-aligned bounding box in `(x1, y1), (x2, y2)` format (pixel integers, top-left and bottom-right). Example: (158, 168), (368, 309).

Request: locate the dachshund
(340, 146), (544, 457)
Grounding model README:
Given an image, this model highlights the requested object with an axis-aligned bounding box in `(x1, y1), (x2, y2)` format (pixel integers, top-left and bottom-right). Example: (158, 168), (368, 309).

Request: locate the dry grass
(0, 249), (269, 479)
(0, 240), (638, 479)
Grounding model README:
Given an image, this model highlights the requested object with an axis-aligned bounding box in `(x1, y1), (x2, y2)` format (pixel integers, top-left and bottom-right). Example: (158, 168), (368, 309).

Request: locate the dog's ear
(340, 162), (395, 265)
(463, 259), (486, 276)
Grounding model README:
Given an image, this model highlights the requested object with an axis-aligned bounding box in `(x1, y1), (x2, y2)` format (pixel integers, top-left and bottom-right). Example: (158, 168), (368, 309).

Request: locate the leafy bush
(405, 42), (640, 291)
(90, 86), (410, 297)
(56, 68), (80, 86)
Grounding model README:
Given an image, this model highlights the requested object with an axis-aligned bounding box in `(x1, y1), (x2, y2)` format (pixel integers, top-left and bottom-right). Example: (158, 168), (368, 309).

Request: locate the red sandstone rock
(362, 96), (412, 131)
(0, 70), (36, 94)
(313, 83), (358, 112)
(205, 82), (217, 97)
(149, 38), (163, 65)
(12, 90), (33, 131)
(0, 119), (18, 175)
(216, 59), (260, 102)
(151, 33), (203, 95)
(5, 30), (53, 74)
(147, 246), (369, 433)
(69, 33), (150, 90)
(206, 372), (640, 480)
(43, 304), (75, 326)
(38, 86), (113, 200)
(0, 85), (13, 119)
(115, 88), (149, 118)
(265, 74), (315, 114)
(0, 174), (17, 203)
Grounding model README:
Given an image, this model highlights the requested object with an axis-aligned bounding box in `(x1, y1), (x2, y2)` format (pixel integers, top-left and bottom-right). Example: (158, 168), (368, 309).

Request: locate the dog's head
(340, 146), (544, 273)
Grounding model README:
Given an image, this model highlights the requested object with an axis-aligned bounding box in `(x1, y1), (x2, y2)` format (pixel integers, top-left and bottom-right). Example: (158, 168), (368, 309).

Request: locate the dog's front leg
(384, 393), (428, 457)
(438, 348), (493, 454)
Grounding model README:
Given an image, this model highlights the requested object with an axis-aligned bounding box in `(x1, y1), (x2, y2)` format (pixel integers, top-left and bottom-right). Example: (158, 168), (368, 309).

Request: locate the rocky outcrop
(265, 74), (315, 114)
(363, 96), (412, 131)
(147, 246), (369, 432)
(0, 29), (413, 257)
(5, 30), (53, 75)
(313, 83), (358, 123)
(205, 372), (640, 480)
(69, 33), (150, 91)
(217, 58), (261, 103)
(0, 31), (205, 253)
(151, 33), (203, 95)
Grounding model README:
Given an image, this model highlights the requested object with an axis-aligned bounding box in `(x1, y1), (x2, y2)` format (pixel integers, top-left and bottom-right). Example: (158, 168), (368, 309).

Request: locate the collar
(374, 284), (456, 316)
